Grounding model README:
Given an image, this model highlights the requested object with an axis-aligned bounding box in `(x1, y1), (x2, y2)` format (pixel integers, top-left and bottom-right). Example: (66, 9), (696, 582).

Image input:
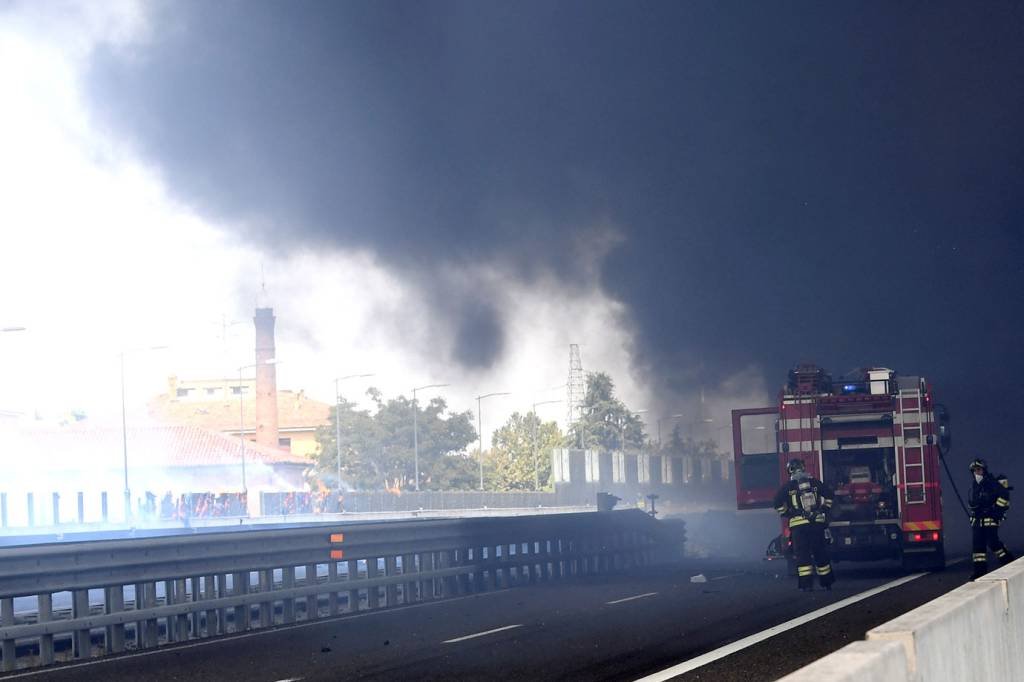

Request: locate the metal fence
(0, 510), (679, 672)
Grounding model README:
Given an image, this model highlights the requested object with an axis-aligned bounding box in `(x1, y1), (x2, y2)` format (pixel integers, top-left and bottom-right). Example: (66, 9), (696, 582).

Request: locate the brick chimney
(254, 307), (279, 449)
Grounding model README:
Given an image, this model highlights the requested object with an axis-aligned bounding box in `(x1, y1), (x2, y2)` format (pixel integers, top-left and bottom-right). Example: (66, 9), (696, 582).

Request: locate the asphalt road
(10, 556), (971, 682)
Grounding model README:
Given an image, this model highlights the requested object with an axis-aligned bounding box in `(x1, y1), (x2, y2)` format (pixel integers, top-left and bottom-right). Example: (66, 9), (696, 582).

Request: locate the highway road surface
(6, 555), (971, 682)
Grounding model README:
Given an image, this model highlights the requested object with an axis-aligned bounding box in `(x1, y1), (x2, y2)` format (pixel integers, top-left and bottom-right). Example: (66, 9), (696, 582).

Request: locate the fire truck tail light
(913, 533), (922, 542)
(905, 531), (941, 543)
(932, 531), (940, 541)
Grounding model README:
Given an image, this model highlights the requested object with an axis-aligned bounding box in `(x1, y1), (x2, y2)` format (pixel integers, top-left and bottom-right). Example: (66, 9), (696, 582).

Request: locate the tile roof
(147, 390), (331, 433)
(1, 424), (310, 471)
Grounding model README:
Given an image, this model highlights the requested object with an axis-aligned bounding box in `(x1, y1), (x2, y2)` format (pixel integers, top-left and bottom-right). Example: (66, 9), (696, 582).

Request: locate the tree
(484, 411), (563, 491)
(313, 389), (478, 491)
(663, 423), (721, 459)
(566, 372), (646, 451)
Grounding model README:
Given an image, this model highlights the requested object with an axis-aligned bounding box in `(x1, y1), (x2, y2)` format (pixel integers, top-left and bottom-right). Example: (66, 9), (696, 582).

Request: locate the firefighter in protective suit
(774, 458), (835, 591)
(969, 458), (1014, 579)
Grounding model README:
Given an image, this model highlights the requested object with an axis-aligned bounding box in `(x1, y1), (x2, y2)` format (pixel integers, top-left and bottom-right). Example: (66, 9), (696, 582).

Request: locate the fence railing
(0, 509), (680, 672)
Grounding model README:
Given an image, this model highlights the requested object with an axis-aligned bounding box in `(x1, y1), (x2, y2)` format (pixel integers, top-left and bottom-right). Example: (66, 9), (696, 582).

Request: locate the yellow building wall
(284, 430), (320, 458)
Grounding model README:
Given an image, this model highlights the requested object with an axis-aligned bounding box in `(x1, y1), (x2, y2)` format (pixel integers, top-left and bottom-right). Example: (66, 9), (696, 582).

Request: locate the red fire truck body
(732, 364), (947, 570)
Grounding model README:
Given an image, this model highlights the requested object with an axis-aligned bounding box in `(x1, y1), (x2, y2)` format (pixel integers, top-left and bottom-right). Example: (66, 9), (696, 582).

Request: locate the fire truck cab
(733, 364), (949, 572)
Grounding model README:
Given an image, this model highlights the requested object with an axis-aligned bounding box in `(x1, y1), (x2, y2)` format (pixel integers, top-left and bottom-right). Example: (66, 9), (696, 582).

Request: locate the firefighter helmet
(969, 458), (988, 473)
(787, 458), (806, 475)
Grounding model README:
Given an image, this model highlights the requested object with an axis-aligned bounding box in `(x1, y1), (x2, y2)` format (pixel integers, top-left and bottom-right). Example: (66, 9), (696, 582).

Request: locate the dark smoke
(84, 1), (1024, 477)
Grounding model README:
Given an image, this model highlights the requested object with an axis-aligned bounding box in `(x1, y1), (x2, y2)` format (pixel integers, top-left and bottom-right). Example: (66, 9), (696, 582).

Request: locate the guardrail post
(385, 556), (398, 606)
(189, 576), (202, 637)
(104, 587), (124, 654)
(215, 575), (228, 635)
(233, 572), (250, 632)
(175, 578), (189, 641)
(305, 563), (317, 620)
(72, 589), (90, 658)
(52, 492), (60, 526)
(101, 492), (108, 523)
(39, 592), (55, 664)
(327, 562), (339, 616)
(346, 559), (360, 612)
(164, 580), (177, 642)
(27, 492), (34, 527)
(77, 492), (85, 524)
(496, 544), (511, 588)
(282, 568), (296, 624)
(419, 552), (435, 600)
(366, 559), (380, 609)
(402, 554), (417, 604)
(258, 570), (273, 628)
(1, 597), (15, 671)
(203, 576), (218, 636)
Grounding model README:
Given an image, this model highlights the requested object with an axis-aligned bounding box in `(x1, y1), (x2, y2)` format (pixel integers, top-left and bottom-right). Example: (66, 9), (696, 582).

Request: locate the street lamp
(619, 409), (649, 453)
(238, 358), (277, 494)
(476, 392), (511, 490)
(412, 383), (449, 492)
(120, 345), (168, 520)
(657, 413), (685, 447)
(334, 374), (375, 492)
(531, 399), (562, 491)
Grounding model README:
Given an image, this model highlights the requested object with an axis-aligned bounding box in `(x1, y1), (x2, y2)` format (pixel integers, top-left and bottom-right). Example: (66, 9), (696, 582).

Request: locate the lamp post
(531, 399), (562, 491)
(412, 383), (449, 492)
(334, 374), (375, 491)
(120, 344), (168, 521)
(619, 409), (649, 453)
(238, 358), (277, 494)
(657, 413), (685, 447)
(476, 392), (511, 490)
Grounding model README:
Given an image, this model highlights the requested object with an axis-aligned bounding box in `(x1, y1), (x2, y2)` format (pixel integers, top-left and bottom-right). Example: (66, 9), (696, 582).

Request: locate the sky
(2, 1), (1023, 475)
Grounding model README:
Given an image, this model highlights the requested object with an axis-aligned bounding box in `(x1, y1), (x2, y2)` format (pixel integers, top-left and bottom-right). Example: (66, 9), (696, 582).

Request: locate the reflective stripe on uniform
(789, 516), (810, 527)
(997, 549), (1008, 558)
(775, 505), (787, 514)
(996, 498), (1010, 507)
(983, 518), (1001, 527)
(822, 498), (833, 508)
(797, 565), (813, 576)
(815, 564), (832, 575)
(973, 553), (988, 562)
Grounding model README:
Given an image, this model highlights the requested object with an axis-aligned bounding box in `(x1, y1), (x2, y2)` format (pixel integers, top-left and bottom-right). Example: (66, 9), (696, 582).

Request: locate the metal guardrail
(0, 509), (677, 672)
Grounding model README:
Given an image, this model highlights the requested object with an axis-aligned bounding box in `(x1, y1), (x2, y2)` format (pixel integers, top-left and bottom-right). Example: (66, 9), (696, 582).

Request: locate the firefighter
(774, 458), (835, 591)
(969, 458), (1015, 579)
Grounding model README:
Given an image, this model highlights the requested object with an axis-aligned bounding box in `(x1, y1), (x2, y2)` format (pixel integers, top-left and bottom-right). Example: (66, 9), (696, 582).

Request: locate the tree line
(310, 373), (720, 492)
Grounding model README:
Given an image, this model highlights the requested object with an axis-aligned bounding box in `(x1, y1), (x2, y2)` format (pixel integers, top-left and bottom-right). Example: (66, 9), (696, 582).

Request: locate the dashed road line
(607, 592), (658, 605)
(443, 624), (523, 643)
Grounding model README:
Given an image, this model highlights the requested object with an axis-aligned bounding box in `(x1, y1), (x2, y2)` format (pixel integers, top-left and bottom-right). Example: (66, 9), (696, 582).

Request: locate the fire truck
(732, 364), (950, 572)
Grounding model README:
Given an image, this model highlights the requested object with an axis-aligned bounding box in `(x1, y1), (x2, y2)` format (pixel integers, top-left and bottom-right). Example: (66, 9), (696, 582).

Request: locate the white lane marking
(0, 589), (512, 679)
(273, 678), (304, 682)
(634, 572), (928, 682)
(710, 574), (740, 581)
(607, 592), (658, 605)
(443, 624), (523, 643)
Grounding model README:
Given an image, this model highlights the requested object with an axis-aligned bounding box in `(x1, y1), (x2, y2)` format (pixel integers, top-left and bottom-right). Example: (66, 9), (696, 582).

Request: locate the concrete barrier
(776, 640), (908, 682)
(777, 558), (1024, 681)
(868, 580), (1008, 681)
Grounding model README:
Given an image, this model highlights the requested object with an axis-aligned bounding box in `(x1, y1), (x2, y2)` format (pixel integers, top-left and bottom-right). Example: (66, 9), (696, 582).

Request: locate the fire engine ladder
(900, 389), (927, 505)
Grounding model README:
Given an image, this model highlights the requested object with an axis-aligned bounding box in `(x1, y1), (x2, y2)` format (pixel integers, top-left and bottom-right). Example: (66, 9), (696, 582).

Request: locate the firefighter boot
(816, 563), (834, 591)
(971, 553), (988, 580)
(797, 564), (813, 591)
(996, 547), (1015, 566)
